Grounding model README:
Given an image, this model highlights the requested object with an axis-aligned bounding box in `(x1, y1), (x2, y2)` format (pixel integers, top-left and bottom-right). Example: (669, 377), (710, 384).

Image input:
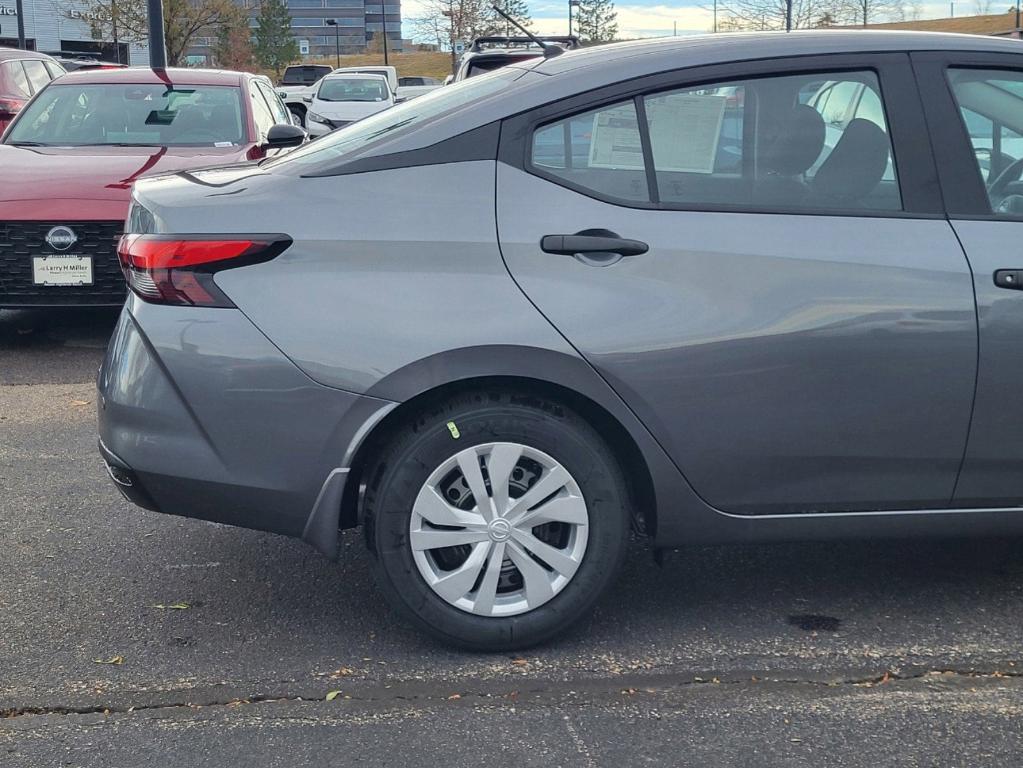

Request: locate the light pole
(568, 0), (580, 36)
(15, 0), (25, 48)
(380, 3), (388, 67)
(442, 3), (455, 75)
(325, 18), (340, 68)
(147, 0), (166, 67)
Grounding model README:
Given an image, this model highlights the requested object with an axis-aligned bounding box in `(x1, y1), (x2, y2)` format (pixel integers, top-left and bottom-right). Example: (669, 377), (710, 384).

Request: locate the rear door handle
(540, 230), (649, 260)
(994, 269), (1023, 290)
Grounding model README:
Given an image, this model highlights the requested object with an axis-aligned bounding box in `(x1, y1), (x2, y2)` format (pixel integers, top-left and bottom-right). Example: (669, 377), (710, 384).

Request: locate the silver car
(99, 31), (1023, 650)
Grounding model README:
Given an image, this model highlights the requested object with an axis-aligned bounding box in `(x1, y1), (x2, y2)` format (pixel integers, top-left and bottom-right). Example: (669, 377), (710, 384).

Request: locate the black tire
(288, 106), (306, 127)
(363, 389), (630, 651)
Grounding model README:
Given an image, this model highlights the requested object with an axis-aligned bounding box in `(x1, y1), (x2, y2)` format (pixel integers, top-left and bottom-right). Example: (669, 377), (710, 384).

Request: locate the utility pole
(568, 0), (579, 36)
(785, 0), (792, 30)
(442, 0), (455, 76)
(326, 19), (340, 67)
(147, 0), (166, 67)
(15, 0), (25, 49)
(713, 0), (717, 32)
(112, 0), (121, 63)
(381, 6), (388, 66)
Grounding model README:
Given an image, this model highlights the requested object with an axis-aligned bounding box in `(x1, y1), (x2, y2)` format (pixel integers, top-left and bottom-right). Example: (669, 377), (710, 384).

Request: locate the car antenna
(490, 5), (564, 58)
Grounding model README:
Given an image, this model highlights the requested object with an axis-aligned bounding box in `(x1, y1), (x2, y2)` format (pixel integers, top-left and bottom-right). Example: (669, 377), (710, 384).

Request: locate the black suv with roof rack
(451, 35), (580, 82)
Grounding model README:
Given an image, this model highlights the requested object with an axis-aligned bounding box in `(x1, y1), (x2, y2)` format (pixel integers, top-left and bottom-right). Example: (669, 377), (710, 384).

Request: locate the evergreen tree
(575, 0), (618, 42)
(494, 0), (534, 33)
(254, 0), (299, 78)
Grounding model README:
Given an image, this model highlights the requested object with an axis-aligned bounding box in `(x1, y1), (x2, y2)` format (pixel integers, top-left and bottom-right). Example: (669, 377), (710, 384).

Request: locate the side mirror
(265, 123), (307, 149)
(302, 95), (312, 104)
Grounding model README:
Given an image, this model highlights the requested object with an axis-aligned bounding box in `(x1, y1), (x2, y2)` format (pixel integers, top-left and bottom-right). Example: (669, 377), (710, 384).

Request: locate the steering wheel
(987, 155), (1023, 203)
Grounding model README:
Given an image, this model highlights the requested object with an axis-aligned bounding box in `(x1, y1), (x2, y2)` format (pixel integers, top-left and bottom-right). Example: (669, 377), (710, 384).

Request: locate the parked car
(0, 67), (305, 308)
(397, 75), (442, 101)
(53, 56), (126, 72)
(281, 66), (398, 127)
(0, 47), (64, 134)
(304, 73), (394, 137)
(451, 35), (579, 82)
(276, 64), (333, 126)
(100, 31), (1023, 651)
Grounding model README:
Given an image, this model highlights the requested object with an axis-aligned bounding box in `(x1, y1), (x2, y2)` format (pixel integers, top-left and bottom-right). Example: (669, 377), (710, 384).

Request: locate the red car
(0, 47), (65, 134)
(0, 67), (305, 308)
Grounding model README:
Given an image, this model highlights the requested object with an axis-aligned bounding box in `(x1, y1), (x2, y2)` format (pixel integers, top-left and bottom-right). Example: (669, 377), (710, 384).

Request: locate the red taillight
(117, 234), (291, 307)
(0, 97), (25, 120)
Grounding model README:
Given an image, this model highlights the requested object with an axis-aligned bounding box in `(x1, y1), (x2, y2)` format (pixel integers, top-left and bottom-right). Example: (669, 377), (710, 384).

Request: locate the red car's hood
(0, 144), (252, 220)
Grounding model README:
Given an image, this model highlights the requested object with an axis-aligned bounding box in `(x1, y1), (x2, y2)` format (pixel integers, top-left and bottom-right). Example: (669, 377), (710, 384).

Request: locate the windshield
(6, 83), (246, 147)
(267, 67), (521, 169)
(318, 78), (389, 102)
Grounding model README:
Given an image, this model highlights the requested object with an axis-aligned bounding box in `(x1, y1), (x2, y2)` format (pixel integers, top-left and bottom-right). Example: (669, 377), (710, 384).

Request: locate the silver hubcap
(410, 442), (589, 617)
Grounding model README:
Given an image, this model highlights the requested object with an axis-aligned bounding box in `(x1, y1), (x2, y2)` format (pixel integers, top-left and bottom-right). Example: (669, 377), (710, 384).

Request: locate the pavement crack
(3, 666), (1021, 722)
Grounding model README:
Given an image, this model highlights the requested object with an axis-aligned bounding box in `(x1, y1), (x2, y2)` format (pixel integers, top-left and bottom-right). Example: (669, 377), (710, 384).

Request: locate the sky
(400, 0), (1010, 41)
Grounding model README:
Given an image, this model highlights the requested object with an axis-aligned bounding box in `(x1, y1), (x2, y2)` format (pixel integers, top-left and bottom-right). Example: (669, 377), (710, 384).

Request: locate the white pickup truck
(279, 66), (398, 127)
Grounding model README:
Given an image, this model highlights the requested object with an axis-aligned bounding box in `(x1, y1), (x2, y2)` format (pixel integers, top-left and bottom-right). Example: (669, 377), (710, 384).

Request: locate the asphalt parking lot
(3, 307), (1023, 767)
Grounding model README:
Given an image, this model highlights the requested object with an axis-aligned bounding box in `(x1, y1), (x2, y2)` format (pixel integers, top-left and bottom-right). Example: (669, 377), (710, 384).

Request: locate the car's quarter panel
(203, 162), (588, 395)
(497, 166), (977, 515)
(97, 295), (395, 549)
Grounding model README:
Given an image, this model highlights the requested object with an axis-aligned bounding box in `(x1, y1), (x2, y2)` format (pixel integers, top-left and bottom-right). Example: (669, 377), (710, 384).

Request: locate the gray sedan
(99, 31), (1023, 650)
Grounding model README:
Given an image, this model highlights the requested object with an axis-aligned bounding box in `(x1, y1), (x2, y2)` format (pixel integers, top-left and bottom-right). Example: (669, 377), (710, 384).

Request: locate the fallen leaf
(447, 693), (461, 700)
(511, 659), (529, 667)
(71, 399), (91, 407)
(325, 690), (341, 702)
(152, 602), (190, 610)
(330, 667), (356, 678)
(93, 656), (124, 665)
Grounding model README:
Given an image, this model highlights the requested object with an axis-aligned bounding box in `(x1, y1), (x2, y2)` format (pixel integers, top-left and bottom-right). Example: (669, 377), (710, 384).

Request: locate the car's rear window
(467, 53), (541, 78)
(282, 66), (331, 85)
(6, 83), (246, 147)
(318, 78), (389, 102)
(267, 67), (522, 171)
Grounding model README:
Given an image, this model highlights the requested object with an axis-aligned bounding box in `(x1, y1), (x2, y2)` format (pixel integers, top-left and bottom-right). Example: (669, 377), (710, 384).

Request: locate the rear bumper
(97, 297), (396, 557)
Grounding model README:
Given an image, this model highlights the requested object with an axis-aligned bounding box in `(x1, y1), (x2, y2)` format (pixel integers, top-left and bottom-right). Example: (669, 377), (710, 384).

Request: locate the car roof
(54, 67), (249, 86)
(0, 46), (56, 62)
(322, 72), (389, 80)
(534, 29), (1023, 76)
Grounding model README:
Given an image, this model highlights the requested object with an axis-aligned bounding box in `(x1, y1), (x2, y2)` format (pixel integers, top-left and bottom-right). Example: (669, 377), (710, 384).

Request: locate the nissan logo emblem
(45, 226), (78, 251)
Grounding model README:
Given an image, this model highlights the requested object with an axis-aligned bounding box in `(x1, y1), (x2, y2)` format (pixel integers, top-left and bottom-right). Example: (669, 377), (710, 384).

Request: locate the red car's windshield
(6, 83), (246, 147)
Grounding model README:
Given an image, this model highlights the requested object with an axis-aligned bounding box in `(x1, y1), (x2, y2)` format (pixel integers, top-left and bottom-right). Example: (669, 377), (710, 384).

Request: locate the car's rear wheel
(363, 390), (630, 651)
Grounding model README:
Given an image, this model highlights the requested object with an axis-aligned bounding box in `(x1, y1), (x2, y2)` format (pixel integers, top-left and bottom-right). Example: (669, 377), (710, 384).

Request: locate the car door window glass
(948, 69), (1023, 216)
(256, 80), (289, 124)
(645, 71), (900, 210)
(531, 100), (650, 203)
(4, 61), (31, 98)
(22, 60), (50, 94)
(249, 82), (276, 140)
(529, 70), (900, 212)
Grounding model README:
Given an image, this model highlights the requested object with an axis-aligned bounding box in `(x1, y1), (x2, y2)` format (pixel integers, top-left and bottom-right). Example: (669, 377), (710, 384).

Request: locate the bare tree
(718, 0), (845, 31)
(73, 0), (242, 65)
(839, 0), (905, 25)
(974, 0), (994, 12)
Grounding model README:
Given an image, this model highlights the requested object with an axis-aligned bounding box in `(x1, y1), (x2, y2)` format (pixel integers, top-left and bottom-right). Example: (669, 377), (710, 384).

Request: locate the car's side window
(527, 69), (902, 213)
(248, 82), (276, 140)
(947, 68), (1023, 216)
(256, 80), (290, 125)
(4, 61), (31, 98)
(530, 100), (650, 203)
(22, 60), (50, 94)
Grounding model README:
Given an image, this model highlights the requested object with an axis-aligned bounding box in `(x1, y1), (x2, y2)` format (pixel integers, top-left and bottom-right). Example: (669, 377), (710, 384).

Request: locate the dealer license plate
(32, 255), (94, 286)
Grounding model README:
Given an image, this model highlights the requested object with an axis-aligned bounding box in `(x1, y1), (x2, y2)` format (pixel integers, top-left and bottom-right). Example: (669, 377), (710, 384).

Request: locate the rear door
(914, 52), (1023, 508)
(497, 54), (978, 515)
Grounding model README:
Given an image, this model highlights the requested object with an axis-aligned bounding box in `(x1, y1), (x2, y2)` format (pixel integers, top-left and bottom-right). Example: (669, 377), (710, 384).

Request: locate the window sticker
(588, 106), (644, 170)
(646, 94), (726, 174)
